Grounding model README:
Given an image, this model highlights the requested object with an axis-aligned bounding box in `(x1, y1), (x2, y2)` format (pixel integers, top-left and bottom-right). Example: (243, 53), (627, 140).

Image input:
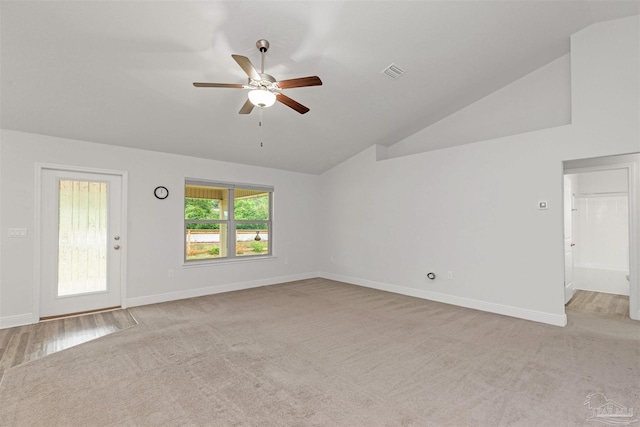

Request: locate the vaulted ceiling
(2, 1), (638, 174)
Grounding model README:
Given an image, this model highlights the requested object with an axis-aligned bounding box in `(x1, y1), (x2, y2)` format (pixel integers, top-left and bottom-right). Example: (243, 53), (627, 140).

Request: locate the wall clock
(154, 186), (169, 199)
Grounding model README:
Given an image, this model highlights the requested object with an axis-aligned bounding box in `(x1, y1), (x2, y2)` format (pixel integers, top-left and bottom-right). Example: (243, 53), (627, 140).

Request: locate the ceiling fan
(193, 39), (322, 115)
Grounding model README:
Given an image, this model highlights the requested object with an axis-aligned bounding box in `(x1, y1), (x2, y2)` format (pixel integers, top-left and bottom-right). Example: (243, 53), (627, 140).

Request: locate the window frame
(184, 179), (273, 264)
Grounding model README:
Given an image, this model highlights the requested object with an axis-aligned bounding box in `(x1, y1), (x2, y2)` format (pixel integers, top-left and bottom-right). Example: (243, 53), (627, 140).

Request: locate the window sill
(182, 255), (278, 268)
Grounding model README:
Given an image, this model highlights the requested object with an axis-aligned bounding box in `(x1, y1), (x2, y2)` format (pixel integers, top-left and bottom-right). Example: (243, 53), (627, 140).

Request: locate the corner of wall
(570, 14), (640, 133)
(385, 53), (572, 160)
(127, 272), (320, 309)
(374, 144), (389, 161)
(320, 272), (568, 327)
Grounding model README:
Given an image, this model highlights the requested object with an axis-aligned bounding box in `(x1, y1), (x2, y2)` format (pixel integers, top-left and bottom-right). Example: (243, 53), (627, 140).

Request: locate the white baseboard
(1, 272), (569, 329)
(0, 313), (36, 329)
(573, 266), (630, 296)
(127, 272), (319, 308)
(564, 282), (576, 304)
(320, 272), (567, 327)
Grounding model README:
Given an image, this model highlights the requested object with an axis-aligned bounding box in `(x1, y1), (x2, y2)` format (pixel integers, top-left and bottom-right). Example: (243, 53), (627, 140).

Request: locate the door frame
(34, 163), (128, 320)
(562, 175), (576, 304)
(563, 161), (638, 321)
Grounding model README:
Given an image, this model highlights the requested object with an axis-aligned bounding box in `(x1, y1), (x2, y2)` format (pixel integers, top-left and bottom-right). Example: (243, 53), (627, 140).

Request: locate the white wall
(573, 193), (628, 271)
(574, 169), (628, 194)
(320, 15), (639, 326)
(0, 131), (321, 327)
(570, 169), (630, 296)
(571, 17), (640, 142)
(386, 53), (571, 159)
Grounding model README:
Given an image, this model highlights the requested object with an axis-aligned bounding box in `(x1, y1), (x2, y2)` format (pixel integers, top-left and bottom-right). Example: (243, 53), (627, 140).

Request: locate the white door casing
(564, 159), (639, 321)
(39, 166), (126, 318)
(563, 175), (575, 304)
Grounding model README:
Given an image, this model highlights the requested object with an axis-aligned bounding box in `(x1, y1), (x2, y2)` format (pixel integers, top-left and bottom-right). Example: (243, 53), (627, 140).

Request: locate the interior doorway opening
(563, 153), (639, 321)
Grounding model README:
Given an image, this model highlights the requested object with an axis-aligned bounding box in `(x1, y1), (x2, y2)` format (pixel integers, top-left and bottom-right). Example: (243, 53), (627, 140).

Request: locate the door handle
(114, 235), (120, 240)
(571, 243), (576, 247)
(114, 244), (121, 250)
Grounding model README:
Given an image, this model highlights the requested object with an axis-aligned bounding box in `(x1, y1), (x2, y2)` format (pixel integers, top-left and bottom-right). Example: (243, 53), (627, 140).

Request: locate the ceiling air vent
(382, 63), (405, 79)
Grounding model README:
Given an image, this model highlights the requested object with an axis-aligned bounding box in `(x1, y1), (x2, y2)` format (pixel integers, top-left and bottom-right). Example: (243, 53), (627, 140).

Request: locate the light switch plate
(8, 228), (28, 238)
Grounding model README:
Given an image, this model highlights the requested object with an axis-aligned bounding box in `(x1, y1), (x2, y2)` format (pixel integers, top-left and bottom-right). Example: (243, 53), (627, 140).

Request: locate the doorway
(563, 154), (639, 321)
(38, 166), (127, 318)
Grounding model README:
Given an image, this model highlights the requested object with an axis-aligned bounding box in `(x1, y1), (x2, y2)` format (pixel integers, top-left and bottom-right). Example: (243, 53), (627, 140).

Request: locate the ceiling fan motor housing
(256, 39), (269, 53)
(258, 74), (276, 84)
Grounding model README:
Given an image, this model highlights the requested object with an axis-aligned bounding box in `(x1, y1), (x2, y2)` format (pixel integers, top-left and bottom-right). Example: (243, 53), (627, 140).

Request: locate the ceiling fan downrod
(256, 39), (269, 74)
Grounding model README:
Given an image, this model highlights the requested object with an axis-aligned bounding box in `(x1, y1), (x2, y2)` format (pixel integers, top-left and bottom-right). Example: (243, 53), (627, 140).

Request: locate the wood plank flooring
(0, 309), (136, 379)
(566, 290), (630, 319)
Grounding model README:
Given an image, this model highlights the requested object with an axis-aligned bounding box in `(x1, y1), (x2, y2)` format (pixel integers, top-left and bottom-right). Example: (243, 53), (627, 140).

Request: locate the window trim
(184, 179), (273, 263)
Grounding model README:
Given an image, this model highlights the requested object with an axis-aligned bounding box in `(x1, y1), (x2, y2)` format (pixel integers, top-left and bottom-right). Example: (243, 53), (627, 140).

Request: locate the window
(185, 180), (273, 262)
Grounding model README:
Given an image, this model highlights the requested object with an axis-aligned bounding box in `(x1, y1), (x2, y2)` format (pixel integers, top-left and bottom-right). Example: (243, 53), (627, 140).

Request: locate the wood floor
(0, 309), (136, 379)
(566, 289), (630, 319)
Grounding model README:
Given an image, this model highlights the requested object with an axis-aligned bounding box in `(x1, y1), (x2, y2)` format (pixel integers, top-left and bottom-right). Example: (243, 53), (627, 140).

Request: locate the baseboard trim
(1, 272), (569, 329)
(0, 313), (36, 329)
(127, 272), (319, 308)
(320, 272), (567, 327)
(564, 282), (576, 304)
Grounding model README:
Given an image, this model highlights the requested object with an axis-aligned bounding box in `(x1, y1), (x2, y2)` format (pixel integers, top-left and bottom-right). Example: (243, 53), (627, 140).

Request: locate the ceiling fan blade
(239, 98), (255, 115)
(232, 55), (261, 81)
(276, 76), (323, 89)
(193, 82), (246, 88)
(276, 93), (310, 114)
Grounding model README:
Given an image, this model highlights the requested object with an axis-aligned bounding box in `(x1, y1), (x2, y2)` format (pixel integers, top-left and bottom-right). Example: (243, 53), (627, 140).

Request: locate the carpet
(0, 278), (638, 426)
(0, 308), (138, 379)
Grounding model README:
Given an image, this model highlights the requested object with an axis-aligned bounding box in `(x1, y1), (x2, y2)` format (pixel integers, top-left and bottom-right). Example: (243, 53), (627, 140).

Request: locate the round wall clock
(154, 186), (169, 199)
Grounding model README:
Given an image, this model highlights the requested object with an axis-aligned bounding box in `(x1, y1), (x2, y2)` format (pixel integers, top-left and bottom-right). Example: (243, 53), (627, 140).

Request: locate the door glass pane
(58, 180), (108, 296)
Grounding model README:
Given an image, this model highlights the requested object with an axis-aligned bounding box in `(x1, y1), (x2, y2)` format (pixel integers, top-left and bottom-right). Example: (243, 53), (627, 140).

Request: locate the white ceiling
(2, 1), (639, 174)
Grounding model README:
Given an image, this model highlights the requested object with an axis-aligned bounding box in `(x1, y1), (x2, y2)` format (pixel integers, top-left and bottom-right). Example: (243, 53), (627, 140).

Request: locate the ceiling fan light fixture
(193, 39), (321, 114)
(248, 89), (276, 108)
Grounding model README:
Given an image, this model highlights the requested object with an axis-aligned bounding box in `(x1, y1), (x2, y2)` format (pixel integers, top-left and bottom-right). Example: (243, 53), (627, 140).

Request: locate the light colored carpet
(0, 278), (638, 426)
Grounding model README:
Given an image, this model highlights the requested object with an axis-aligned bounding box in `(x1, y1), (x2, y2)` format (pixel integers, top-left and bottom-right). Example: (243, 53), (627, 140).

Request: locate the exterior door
(40, 168), (123, 318)
(563, 175), (575, 304)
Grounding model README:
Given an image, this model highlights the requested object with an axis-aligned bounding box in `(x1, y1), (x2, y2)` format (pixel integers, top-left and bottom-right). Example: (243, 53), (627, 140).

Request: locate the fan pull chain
(259, 108), (264, 148)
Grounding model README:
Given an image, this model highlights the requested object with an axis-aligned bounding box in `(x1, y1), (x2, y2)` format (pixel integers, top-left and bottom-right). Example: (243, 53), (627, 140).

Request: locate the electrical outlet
(168, 269), (174, 278)
(284, 257), (289, 265)
(447, 271), (453, 280)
